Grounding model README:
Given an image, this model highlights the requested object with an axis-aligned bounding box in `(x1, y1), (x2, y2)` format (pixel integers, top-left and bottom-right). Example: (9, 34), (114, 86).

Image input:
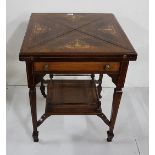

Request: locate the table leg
(107, 87), (122, 142)
(107, 61), (129, 142)
(97, 74), (103, 98)
(29, 87), (39, 142)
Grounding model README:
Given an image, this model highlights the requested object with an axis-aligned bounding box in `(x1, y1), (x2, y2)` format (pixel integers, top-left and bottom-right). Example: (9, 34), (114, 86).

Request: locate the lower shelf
(45, 80), (101, 115)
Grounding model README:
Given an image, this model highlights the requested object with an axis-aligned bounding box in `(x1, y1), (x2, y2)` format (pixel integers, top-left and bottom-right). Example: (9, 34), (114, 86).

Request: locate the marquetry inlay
(64, 39), (91, 49)
(33, 23), (52, 34)
(98, 25), (117, 35)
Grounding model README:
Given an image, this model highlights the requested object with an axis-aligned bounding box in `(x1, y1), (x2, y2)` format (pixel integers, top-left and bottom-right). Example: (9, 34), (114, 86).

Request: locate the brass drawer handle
(104, 64), (111, 71)
(44, 64), (49, 71)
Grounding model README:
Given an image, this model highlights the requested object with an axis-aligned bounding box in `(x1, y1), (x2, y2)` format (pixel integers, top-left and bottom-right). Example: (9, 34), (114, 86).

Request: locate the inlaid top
(19, 13), (137, 61)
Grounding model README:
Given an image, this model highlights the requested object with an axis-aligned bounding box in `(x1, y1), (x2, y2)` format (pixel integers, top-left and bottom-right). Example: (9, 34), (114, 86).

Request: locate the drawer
(34, 62), (120, 72)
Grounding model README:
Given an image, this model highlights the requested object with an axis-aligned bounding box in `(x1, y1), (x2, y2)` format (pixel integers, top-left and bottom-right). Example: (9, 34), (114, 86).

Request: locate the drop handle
(104, 64), (111, 71)
(44, 64), (49, 71)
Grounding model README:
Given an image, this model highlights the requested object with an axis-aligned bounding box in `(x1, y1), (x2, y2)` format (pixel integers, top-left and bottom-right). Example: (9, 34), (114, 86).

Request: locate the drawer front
(34, 62), (120, 72)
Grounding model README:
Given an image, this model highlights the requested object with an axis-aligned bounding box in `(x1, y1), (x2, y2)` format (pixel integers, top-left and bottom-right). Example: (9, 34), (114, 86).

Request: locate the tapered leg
(29, 87), (39, 142)
(97, 74), (103, 98)
(91, 74), (95, 80)
(107, 87), (122, 142)
(106, 61), (129, 142)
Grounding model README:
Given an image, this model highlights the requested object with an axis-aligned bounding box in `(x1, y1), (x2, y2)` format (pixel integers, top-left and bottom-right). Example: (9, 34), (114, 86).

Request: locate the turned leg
(105, 61), (129, 142)
(40, 79), (47, 98)
(97, 74), (103, 98)
(91, 74), (95, 80)
(107, 87), (123, 142)
(49, 74), (53, 80)
(29, 87), (39, 142)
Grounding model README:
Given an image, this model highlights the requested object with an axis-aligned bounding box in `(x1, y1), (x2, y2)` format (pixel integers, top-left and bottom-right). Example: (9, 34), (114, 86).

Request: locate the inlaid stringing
(98, 25), (117, 35)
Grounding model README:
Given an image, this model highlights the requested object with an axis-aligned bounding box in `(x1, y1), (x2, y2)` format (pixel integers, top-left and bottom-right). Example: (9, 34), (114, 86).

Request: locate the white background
(6, 0), (149, 87)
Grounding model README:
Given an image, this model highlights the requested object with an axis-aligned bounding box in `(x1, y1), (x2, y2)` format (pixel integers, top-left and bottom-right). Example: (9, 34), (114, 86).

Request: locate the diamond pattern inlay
(20, 13), (136, 57)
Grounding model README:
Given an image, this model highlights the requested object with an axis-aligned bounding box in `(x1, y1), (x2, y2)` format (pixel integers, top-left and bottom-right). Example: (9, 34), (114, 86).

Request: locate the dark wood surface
(19, 13), (137, 61)
(19, 13), (137, 142)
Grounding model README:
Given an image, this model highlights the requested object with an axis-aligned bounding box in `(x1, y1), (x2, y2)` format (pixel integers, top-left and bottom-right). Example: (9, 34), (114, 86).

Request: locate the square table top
(19, 13), (137, 61)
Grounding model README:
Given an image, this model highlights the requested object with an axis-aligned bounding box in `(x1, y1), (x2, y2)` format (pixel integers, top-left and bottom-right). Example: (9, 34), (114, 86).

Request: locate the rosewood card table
(19, 13), (137, 142)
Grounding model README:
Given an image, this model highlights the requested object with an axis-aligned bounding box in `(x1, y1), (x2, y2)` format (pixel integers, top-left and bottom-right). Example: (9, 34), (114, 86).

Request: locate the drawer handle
(104, 64), (111, 71)
(44, 64), (49, 71)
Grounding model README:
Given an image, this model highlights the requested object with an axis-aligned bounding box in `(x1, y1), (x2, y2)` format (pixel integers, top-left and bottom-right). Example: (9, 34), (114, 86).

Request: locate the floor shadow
(6, 19), (32, 137)
(6, 20), (28, 85)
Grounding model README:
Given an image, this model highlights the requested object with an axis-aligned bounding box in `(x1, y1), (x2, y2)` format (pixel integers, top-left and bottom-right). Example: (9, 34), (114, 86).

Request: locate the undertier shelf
(45, 80), (102, 115)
